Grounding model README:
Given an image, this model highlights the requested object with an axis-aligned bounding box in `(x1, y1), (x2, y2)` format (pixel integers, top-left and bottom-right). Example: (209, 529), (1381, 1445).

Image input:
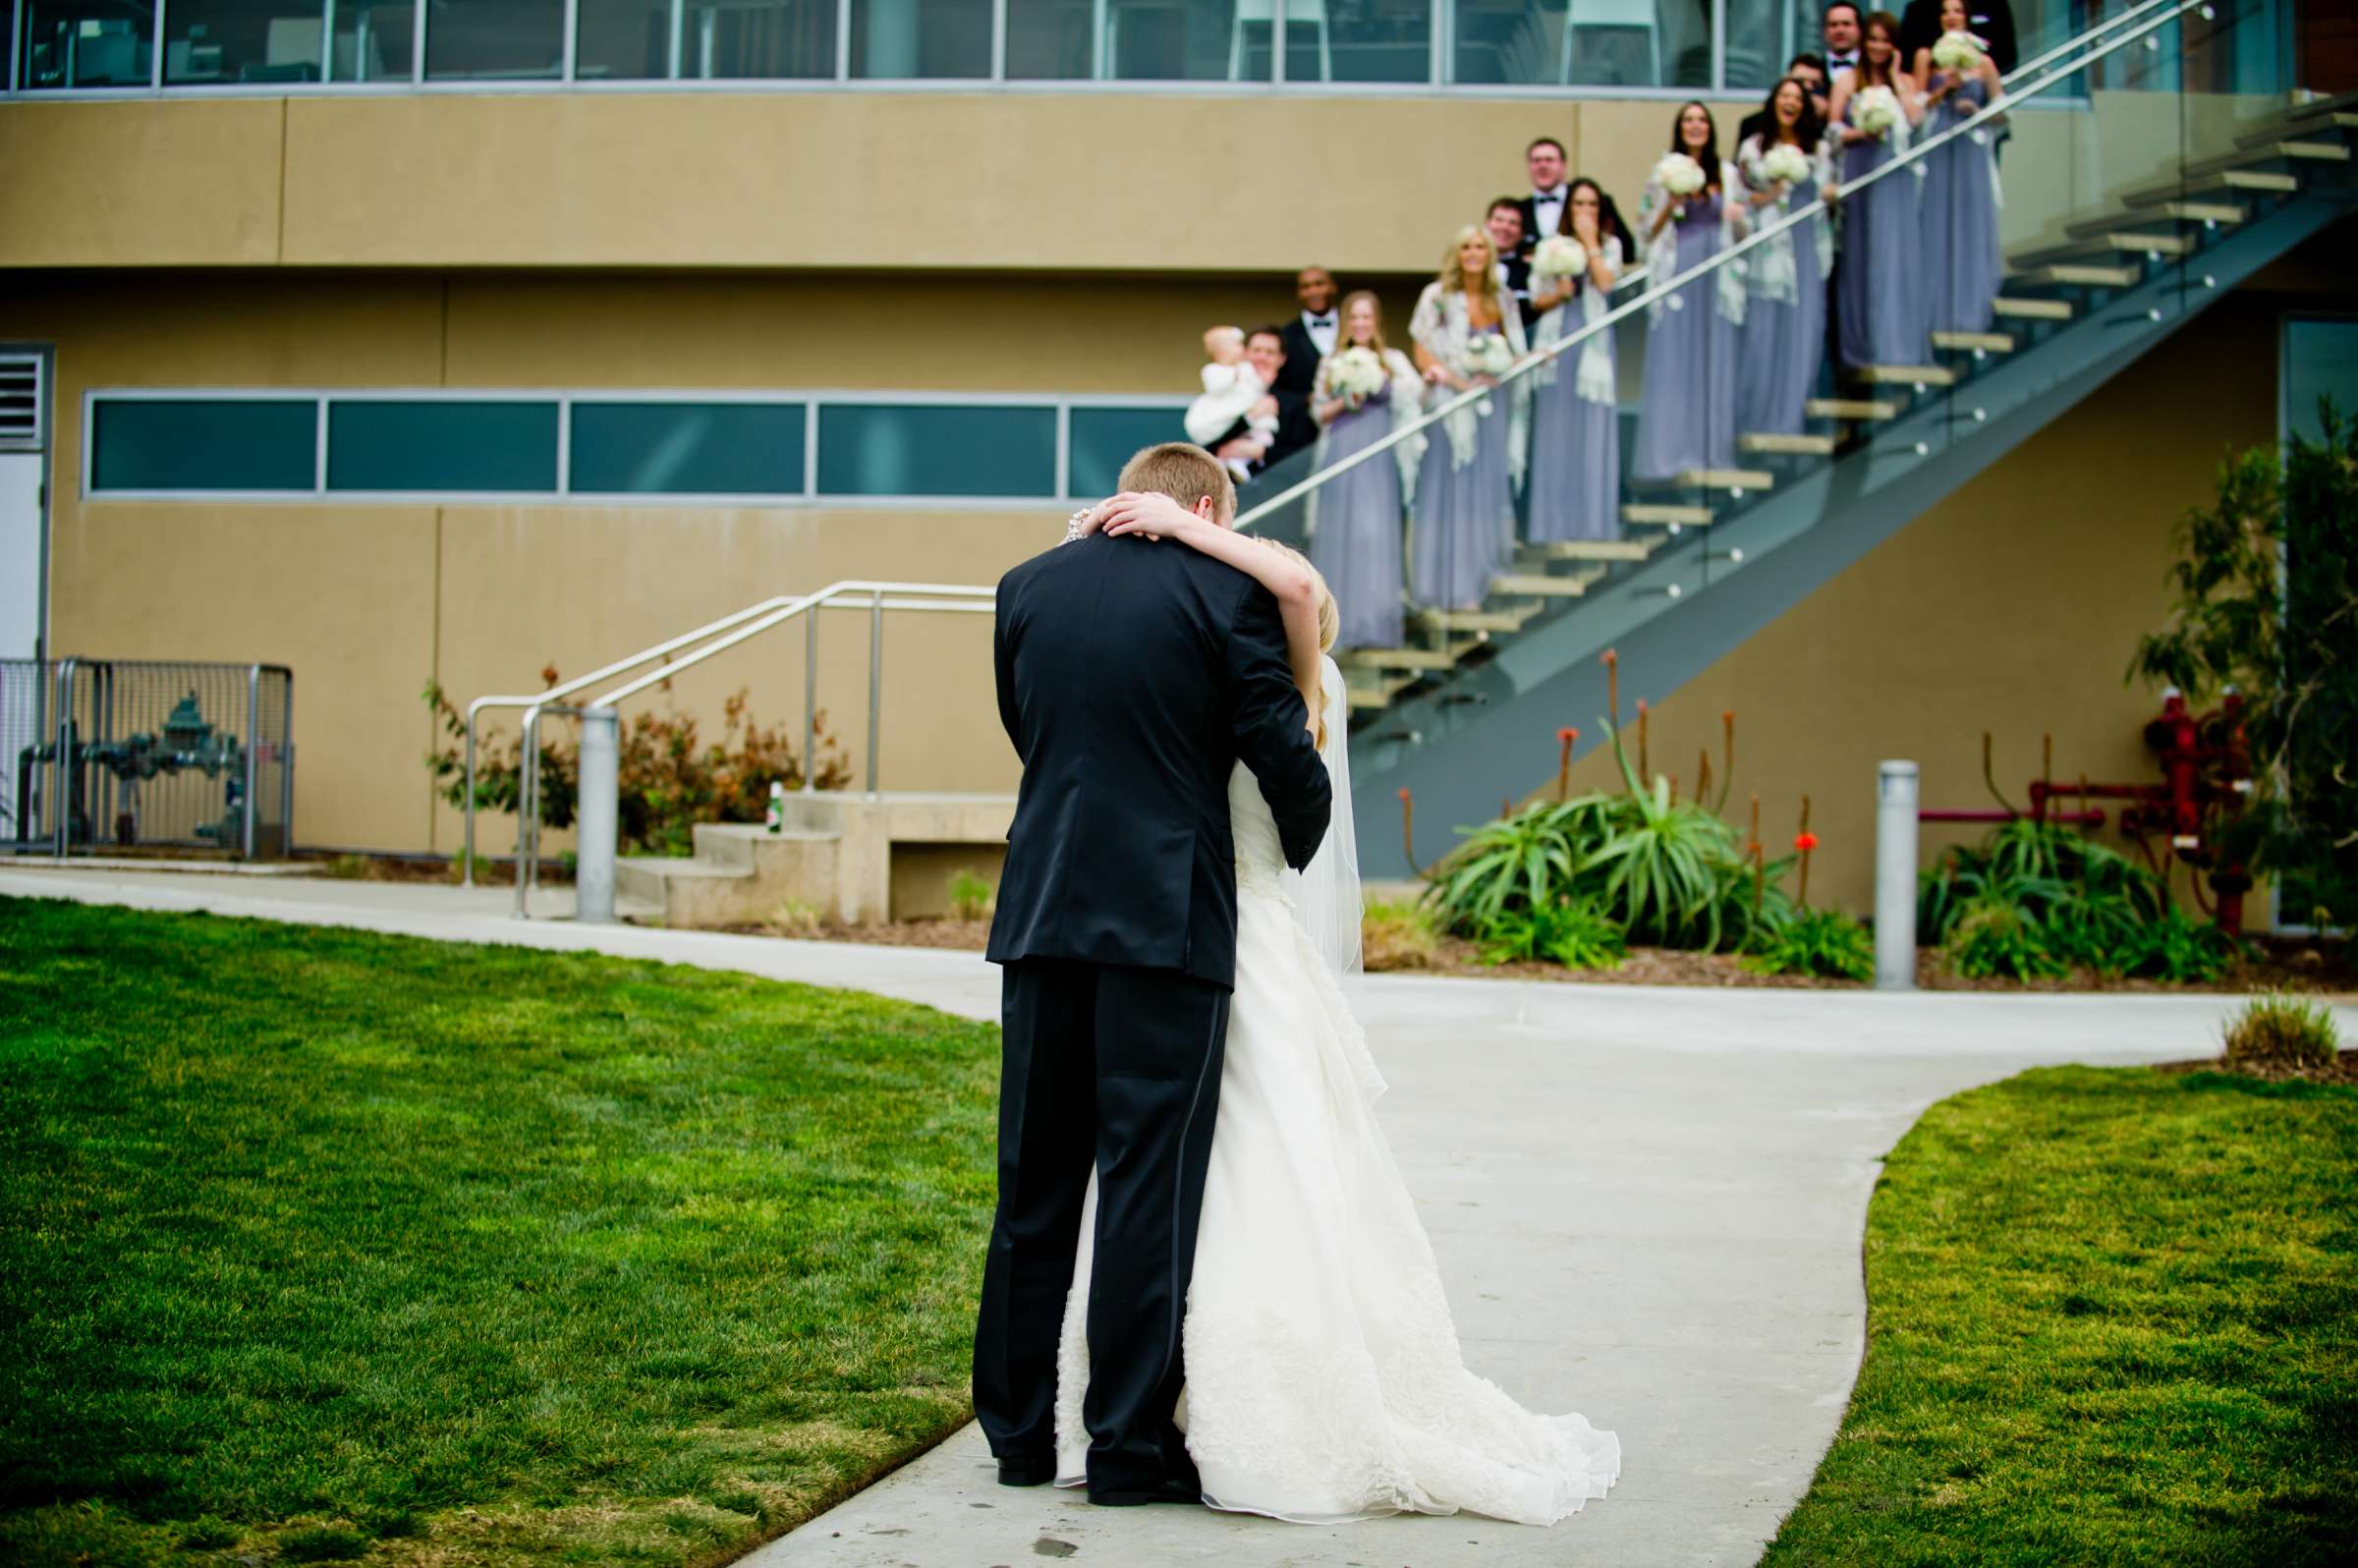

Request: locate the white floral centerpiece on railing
(1932, 31), (1987, 73)
(1531, 236), (1589, 282)
(1760, 143), (1813, 188)
(1325, 346), (1388, 403)
(1464, 332), (1516, 377)
(1853, 85), (1902, 139)
(1654, 152), (1707, 198)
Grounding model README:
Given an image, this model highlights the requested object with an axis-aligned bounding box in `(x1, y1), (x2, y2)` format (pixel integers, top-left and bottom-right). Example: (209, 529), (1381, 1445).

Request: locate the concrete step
(1491, 571), (1591, 598)
(1738, 432), (1835, 457)
(1623, 503), (1714, 527)
(2068, 199), (2242, 236)
(2121, 168), (2297, 207)
(2009, 262), (2140, 290)
(1991, 296), (2073, 322)
(1807, 396), (1898, 420)
(1931, 330), (2015, 354)
(1519, 538), (1656, 562)
(1854, 364), (1959, 388)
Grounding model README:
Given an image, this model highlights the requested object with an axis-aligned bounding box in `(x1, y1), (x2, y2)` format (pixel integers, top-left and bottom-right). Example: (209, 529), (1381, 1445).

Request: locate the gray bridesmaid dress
(1837, 98), (1929, 370)
(1922, 79), (2002, 335)
(1526, 275), (1623, 542)
(1736, 148), (1826, 437)
(1308, 380), (1408, 649)
(1634, 194), (1740, 480)
(1410, 392), (1513, 612)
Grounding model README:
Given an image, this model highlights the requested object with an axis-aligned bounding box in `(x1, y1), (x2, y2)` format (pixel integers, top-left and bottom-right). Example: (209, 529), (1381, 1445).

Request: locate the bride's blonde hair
(1256, 538), (1339, 750)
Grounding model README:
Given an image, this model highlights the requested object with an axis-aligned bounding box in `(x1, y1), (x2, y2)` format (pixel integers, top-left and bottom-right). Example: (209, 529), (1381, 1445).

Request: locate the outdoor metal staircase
(1222, 0), (2351, 879)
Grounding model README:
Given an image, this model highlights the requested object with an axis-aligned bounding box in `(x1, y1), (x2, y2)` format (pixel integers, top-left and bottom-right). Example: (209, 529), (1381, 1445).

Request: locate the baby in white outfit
(1186, 325), (1279, 480)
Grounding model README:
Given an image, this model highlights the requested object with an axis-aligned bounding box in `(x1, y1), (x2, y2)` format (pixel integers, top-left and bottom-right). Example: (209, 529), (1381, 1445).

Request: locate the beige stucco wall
(0, 91), (1759, 274)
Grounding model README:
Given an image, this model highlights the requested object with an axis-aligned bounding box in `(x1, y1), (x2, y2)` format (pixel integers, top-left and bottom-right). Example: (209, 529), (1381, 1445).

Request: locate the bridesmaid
(1526, 178), (1634, 542)
(1828, 10), (1928, 372)
(1735, 77), (1831, 436)
(1307, 289), (1424, 649)
(1409, 225), (1529, 613)
(1915, 0), (2006, 336)
(1633, 101), (1751, 481)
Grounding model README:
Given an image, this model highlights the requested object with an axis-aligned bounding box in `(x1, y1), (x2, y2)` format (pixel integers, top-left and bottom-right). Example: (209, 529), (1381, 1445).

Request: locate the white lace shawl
(1637, 161), (1752, 329)
(1736, 134), (1837, 304)
(1531, 236), (1622, 408)
(1307, 345), (1426, 509)
(1409, 281), (1531, 484)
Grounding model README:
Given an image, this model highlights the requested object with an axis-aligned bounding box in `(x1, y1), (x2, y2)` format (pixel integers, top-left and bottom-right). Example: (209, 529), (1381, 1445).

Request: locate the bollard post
(576, 706), (619, 924)
(1876, 760), (1919, 990)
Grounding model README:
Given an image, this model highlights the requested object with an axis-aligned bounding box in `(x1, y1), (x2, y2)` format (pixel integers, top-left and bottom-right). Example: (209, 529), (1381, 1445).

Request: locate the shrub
(947, 869), (994, 922)
(1475, 892), (1627, 971)
(1744, 907), (1876, 981)
(2115, 905), (2240, 983)
(424, 677), (852, 857)
(1919, 818), (2163, 945)
(768, 898), (821, 936)
(1362, 898), (1442, 970)
(1945, 898), (2067, 980)
(1422, 797), (1615, 935)
(176, 1517), (240, 1550)
(2221, 991), (2341, 1069)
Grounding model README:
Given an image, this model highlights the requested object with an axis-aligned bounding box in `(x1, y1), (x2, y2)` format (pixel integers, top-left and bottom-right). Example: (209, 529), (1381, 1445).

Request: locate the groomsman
(1275, 266), (1338, 398)
(1822, 1), (1863, 78)
(1486, 199), (1534, 333)
(1514, 137), (1571, 261)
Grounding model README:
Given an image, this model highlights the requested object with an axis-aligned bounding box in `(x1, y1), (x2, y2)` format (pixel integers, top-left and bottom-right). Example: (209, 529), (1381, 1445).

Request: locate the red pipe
(1921, 808), (2105, 825)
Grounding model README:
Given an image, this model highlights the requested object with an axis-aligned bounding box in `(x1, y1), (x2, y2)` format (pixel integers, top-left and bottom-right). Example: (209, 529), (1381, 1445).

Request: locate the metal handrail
(1234, 0), (2219, 535)
(487, 580), (996, 920)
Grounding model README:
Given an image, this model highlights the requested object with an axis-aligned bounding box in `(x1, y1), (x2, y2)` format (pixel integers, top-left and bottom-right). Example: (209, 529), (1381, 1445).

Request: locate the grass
(0, 896), (999, 1568)
(1763, 1064), (2358, 1565)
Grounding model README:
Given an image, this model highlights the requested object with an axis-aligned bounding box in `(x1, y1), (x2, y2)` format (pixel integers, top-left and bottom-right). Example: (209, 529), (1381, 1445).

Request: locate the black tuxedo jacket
(1899, 0), (2017, 74)
(1276, 317), (1325, 398)
(986, 533), (1331, 988)
(1206, 386), (1318, 475)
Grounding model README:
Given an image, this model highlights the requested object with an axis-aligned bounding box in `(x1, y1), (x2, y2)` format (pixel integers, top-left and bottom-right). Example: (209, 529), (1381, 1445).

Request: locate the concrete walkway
(7, 866), (2348, 1568)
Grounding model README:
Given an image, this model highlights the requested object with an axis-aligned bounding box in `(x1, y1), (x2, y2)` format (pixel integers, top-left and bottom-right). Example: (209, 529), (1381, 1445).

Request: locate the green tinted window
(89, 399), (317, 492)
(326, 401), (559, 492)
(1067, 406), (1189, 499)
(815, 405), (1056, 497)
(569, 402), (807, 495)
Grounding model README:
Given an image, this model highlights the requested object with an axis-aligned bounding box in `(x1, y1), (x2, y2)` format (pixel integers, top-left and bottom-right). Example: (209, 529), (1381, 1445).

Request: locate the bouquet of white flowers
(1931, 31), (1985, 73)
(1654, 152), (1708, 197)
(1760, 143), (1813, 187)
(1325, 346), (1387, 402)
(1465, 332), (1516, 376)
(1531, 236), (1589, 282)
(1853, 85), (1901, 139)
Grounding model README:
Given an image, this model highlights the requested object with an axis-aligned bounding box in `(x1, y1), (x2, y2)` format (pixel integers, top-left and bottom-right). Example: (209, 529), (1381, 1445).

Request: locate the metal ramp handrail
(461, 580), (995, 920)
(1233, 0), (2219, 537)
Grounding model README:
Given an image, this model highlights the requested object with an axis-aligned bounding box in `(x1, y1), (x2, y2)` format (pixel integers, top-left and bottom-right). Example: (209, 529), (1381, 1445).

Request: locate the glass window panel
(816, 405), (1057, 497)
(1067, 406), (1188, 499)
(326, 400), (559, 492)
(2284, 318), (2358, 449)
(163, 0), (372, 84)
(850, 0), (990, 78)
(1720, 0), (1809, 94)
(331, 2), (415, 79)
(1326, 0), (1433, 84)
(1454, 0), (1706, 88)
(90, 399), (318, 492)
(424, 0), (564, 80)
(680, 0), (835, 78)
(576, 0), (672, 79)
(568, 402), (808, 494)
(1007, 0), (1270, 83)
(19, 0), (157, 88)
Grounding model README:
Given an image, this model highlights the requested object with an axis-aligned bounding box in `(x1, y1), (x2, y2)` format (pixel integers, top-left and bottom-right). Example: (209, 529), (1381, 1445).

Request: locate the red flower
(1556, 726), (1579, 745)
(1795, 831), (1821, 853)
(1398, 788), (1413, 803)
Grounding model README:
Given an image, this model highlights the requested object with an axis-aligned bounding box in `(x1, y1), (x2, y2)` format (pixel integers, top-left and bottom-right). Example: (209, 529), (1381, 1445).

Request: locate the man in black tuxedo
(978, 442), (1331, 1507)
(1207, 326), (1318, 475)
(1822, 1), (1864, 77)
(1486, 198), (1534, 333)
(1275, 265), (1337, 399)
(1900, 0), (2016, 74)
(1514, 136), (1571, 261)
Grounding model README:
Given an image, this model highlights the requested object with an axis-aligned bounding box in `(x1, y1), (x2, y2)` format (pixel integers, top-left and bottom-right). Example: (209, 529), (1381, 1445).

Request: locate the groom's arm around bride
(976, 442), (1331, 1506)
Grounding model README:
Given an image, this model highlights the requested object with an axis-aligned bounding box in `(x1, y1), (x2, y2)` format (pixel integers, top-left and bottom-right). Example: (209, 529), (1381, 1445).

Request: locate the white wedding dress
(1051, 658), (1621, 1524)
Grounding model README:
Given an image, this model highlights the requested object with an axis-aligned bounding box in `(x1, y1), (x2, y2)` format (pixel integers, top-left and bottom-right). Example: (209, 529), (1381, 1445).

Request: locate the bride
(1051, 494), (1621, 1525)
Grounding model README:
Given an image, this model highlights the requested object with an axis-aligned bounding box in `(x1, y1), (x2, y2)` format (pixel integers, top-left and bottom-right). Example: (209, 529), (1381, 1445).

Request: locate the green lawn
(1764, 1064), (2358, 1566)
(0, 897), (998, 1568)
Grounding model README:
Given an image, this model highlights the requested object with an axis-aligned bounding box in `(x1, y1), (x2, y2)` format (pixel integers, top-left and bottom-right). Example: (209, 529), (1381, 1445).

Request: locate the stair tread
(1342, 646), (1457, 671)
(1992, 296), (2073, 320)
(1667, 468), (1773, 489)
(1491, 572), (1590, 597)
(1932, 330), (2016, 353)
(2123, 168), (2298, 205)
(2010, 262), (2140, 288)
(1520, 538), (1656, 561)
(1854, 364), (1959, 386)
(1414, 606), (1535, 633)
(1739, 432), (1836, 454)
(1622, 503), (1715, 525)
(1808, 397), (1899, 419)
(2069, 200), (2244, 234)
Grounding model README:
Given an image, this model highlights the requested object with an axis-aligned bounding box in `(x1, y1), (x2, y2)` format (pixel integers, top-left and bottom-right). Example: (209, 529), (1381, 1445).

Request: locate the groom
(977, 443), (1332, 1505)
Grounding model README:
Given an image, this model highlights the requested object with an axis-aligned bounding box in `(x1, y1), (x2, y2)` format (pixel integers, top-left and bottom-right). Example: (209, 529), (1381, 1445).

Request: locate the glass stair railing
(1227, 0), (2347, 748)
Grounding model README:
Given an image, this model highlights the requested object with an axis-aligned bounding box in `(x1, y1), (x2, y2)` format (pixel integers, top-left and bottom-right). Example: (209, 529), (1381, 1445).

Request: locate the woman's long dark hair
(1858, 10), (1904, 88)
(1556, 176), (1636, 267)
(1667, 100), (1723, 192)
(1760, 75), (1827, 152)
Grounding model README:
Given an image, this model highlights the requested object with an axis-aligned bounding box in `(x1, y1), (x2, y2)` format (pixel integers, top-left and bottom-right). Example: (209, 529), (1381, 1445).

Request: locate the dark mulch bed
(2156, 1047), (2358, 1087)
(719, 917), (995, 950)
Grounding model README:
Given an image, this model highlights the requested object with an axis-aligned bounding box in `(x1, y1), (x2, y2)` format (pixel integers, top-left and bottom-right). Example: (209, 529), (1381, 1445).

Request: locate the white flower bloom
(1326, 347), (1388, 401)
(1932, 31), (1985, 73)
(1853, 85), (1902, 139)
(1655, 152), (1708, 196)
(1531, 236), (1589, 280)
(1761, 143), (1813, 187)
(1465, 333), (1516, 376)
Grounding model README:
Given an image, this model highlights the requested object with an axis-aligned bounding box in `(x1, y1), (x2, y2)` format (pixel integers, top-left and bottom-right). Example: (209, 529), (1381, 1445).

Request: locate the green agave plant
(1588, 720), (1745, 948)
(1422, 796), (1619, 935)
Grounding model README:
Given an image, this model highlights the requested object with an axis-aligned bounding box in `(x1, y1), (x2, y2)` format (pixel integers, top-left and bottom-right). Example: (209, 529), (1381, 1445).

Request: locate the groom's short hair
(1119, 442), (1237, 526)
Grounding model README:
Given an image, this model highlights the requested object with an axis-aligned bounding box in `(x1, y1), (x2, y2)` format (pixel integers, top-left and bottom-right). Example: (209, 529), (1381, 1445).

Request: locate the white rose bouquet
(1465, 332), (1516, 377)
(1531, 236), (1590, 282)
(1760, 143), (1813, 188)
(1654, 152), (1708, 197)
(1853, 84), (1902, 139)
(1931, 31), (1985, 73)
(1325, 345), (1387, 403)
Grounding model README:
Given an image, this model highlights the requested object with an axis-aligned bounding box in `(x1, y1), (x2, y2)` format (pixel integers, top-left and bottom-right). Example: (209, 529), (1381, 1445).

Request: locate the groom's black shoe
(1086, 1465), (1204, 1508)
(996, 1456), (1057, 1487)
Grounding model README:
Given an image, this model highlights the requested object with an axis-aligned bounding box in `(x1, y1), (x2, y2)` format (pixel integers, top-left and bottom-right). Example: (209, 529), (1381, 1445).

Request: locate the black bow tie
(1831, 52), (1858, 65)
(1308, 315), (1335, 327)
